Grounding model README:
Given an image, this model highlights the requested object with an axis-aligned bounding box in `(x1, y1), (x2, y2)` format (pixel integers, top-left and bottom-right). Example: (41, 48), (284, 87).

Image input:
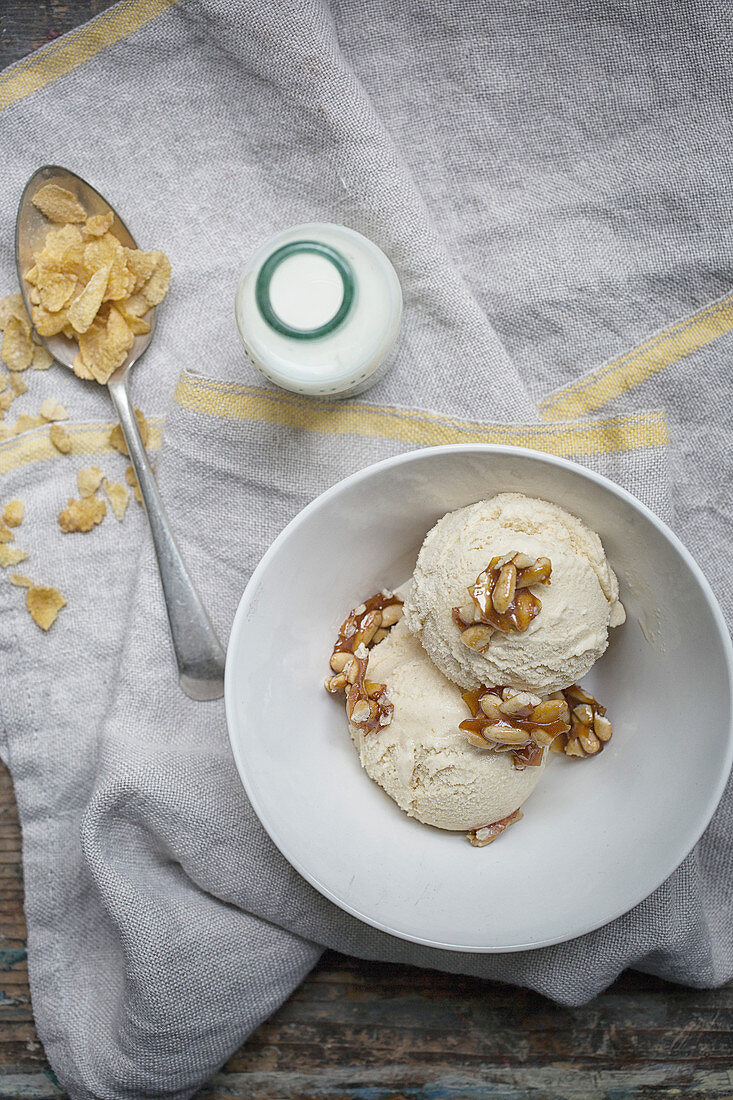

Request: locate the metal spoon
(15, 165), (226, 701)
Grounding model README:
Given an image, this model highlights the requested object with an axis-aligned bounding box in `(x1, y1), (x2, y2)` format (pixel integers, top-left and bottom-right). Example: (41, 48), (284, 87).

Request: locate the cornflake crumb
(125, 464), (144, 503)
(14, 413), (46, 434)
(77, 466), (104, 498)
(32, 346), (53, 371)
(4, 500), (24, 528)
(0, 294), (29, 331)
(1, 316), (33, 372)
(102, 479), (129, 522)
(58, 496), (106, 533)
(49, 423), (72, 454)
(72, 355), (94, 380)
(85, 211), (114, 237)
(0, 545), (28, 567)
(26, 585), (66, 631)
(9, 573), (32, 587)
(40, 398), (68, 422)
(8, 374), (28, 396)
(110, 408), (148, 455)
(0, 524), (13, 544)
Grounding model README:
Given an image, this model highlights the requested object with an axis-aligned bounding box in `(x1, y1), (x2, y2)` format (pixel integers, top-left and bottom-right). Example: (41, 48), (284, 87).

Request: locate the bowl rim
(224, 443), (733, 952)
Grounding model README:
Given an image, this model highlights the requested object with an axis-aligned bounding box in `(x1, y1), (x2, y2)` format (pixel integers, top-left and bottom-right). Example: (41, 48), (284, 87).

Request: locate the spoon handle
(107, 376), (226, 701)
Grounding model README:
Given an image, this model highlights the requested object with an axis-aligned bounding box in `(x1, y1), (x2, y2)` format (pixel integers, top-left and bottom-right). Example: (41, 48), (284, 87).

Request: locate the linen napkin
(0, 1), (730, 1097)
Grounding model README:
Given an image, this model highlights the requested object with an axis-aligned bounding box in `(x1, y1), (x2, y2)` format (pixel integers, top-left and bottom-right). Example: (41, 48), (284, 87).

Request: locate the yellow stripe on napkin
(173, 374), (668, 456)
(541, 293), (733, 421)
(0, 0), (178, 112)
(0, 418), (163, 475)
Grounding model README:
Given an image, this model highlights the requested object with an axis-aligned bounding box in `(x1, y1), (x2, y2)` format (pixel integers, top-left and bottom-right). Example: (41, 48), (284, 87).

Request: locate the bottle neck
(255, 240), (355, 340)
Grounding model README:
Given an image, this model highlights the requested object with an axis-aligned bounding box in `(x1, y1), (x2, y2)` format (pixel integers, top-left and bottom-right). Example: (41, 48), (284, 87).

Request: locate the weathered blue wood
(0, 1074), (63, 1098)
(0, 949), (27, 971)
(191, 1065), (733, 1098)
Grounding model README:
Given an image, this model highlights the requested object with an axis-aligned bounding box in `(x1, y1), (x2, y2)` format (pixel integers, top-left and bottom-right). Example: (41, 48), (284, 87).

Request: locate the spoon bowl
(15, 166), (226, 700)
(15, 165), (155, 380)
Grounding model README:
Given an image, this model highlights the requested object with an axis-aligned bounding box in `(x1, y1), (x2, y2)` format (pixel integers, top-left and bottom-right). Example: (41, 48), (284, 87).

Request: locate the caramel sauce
(565, 682), (607, 716)
(510, 742), (545, 768)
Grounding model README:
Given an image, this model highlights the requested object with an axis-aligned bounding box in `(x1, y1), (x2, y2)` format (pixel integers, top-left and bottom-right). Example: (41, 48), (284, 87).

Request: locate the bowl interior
(226, 447), (732, 950)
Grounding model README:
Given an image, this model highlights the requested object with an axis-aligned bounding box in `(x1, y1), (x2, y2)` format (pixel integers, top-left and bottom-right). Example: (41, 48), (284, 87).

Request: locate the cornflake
(40, 399), (69, 422)
(58, 495), (106, 533)
(77, 466), (104, 498)
(117, 306), (150, 336)
(0, 545), (28, 567)
(26, 585), (67, 631)
(84, 211), (114, 237)
(32, 346), (53, 371)
(66, 264), (110, 334)
(31, 183), (86, 224)
(0, 294), (29, 331)
(32, 304), (70, 338)
(8, 573), (32, 587)
(110, 408), (148, 455)
(49, 423), (73, 454)
(84, 234), (131, 302)
(1, 316), (34, 371)
(37, 223), (85, 264)
(140, 252), (171, 306)
(13, 414), (45, 434)
(9, 374), (28, 396)
(126, 464), (144, 504)
(71, 355), (94, 381)
(3, 500), (24, 527)
(0, 524), (13, 543)
(36, 268), (76, 312)
(77, 306), (134, 384)
(103, 479), (129, 521)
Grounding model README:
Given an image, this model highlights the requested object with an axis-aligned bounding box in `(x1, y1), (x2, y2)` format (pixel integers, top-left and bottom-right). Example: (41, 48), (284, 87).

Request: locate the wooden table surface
(1, 4), (732, 1098)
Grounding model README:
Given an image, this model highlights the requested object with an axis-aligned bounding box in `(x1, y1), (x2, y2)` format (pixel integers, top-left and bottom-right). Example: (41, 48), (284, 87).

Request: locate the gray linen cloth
(0, 1), (731, 1097)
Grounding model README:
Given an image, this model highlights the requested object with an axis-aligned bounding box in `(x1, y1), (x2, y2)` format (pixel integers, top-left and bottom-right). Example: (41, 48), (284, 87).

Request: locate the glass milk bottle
(235, 223), (402, 397)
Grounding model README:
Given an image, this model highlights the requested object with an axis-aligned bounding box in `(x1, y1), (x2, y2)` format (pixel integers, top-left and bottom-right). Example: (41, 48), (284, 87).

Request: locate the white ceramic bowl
(225, 446), (733, 951)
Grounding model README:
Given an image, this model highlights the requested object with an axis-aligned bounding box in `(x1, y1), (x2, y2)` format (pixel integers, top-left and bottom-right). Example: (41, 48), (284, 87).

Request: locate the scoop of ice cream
(348, 619), (546, 831)
(403, 493), (625, 695)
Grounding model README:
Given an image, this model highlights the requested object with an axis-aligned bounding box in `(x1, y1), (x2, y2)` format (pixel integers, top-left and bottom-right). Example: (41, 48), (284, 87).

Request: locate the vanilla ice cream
(348, 619), (546, 831)
(403, 493), (625, 695)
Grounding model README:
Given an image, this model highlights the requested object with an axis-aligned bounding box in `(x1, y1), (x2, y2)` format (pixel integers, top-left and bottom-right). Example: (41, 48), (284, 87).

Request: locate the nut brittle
(550, 684), (612, 758)
(452, 552), (552, 652)
(467, 808), (523, 847)
(325, 591), (404, 734)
